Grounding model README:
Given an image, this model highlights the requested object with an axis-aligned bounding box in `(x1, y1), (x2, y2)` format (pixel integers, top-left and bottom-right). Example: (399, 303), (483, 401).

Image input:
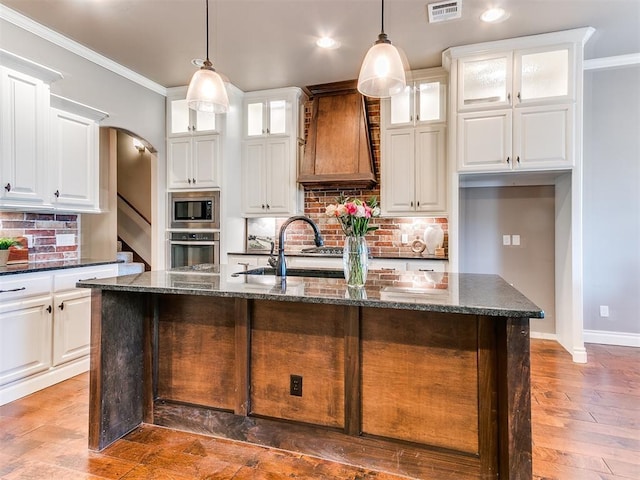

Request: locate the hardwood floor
(0, 340), (638, 479)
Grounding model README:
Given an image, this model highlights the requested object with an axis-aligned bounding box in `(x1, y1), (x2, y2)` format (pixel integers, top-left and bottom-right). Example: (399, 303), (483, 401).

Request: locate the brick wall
(0, 212), (79, 262)
(278, 96), (448, 257)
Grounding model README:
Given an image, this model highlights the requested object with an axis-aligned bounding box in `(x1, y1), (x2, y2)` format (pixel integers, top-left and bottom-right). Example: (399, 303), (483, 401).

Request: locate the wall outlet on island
(290, 374), (303, 397)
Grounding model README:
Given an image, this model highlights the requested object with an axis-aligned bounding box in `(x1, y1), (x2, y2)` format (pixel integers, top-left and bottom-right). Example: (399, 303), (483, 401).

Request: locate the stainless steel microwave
(170, 191), (220, 229)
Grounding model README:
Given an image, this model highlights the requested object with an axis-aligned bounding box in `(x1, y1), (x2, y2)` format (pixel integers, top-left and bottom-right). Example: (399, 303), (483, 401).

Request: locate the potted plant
(0, 237), (18, 267)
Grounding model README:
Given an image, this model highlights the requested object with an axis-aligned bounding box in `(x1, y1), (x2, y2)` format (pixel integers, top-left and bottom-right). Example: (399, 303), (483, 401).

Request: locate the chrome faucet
(275, 216), (324, 277)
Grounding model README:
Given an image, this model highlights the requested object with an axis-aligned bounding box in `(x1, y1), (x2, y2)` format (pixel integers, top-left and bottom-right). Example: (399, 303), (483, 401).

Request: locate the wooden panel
(497, 318), (532, 479)
(251, 300), (345, 428)
(344, 306), (360, 436)
(234, 298), (250, 416)
(157, 295), (236, 410)
(478, 316), (499, 476)
(361, 309), (479, 453)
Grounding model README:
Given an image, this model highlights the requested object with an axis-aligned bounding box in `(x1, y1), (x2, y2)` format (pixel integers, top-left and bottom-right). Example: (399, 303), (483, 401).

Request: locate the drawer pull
(0, 286), (26, 293)
(58, 303), (65, 310)
(79, 277), (97, 282)
(238, 262), (250, 266)
(418, 268), (435, 272)
(380, 267), (396, 271)
(46, 305), (52, 314)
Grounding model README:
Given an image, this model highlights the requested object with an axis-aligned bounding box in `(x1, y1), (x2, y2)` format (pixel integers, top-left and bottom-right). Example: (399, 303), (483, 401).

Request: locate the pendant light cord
(381, 0), (385, 35)
(205, 0), (210, 61)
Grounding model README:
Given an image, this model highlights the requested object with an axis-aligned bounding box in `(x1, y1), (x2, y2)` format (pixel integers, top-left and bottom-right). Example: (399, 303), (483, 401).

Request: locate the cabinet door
(192, 135), (220, 188)
(242, 140), (266, 214)
(514, 46), (574, 105)
(382, 129), (416, 214)
(416, 78), (446, 124)
(0, 67), (48, 205)
(49, 108), (98, 210)
(169, 98), (192, 136)
(264, 138), (291, 213)
(53, 289), (91, 366)
(167, 137), (193, 189)
(246, 100), (265, 137)
(513, 104), (573, 170)
(458, 52), (513, 111)
(457, 110), (512, 172)
(387, 86), (414, 127)
(0, 295), (52, 386)
(415, 126), (447, 213)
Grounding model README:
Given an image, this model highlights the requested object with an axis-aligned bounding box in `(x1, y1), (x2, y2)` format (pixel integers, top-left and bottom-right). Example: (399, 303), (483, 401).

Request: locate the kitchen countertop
(78, 265), (543, 318)
(0, 258), (121, 276)
(228, 251), (449, 261)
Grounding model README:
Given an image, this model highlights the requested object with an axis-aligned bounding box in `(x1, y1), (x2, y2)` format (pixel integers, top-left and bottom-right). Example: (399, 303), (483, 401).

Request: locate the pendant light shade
(357, 0), (407, 98)
(186, 0), (229, 113)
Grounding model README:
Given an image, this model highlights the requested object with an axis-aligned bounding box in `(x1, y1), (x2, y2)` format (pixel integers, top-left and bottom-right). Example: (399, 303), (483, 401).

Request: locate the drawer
(53, 265), (118, 292)
(0, 274), (52, 301)
(406, 260), (448, 273)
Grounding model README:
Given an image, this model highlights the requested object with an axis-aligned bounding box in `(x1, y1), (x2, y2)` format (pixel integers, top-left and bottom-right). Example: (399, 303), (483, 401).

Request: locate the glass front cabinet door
(245, 98), (287, 137)
(385, 71), (447, 128)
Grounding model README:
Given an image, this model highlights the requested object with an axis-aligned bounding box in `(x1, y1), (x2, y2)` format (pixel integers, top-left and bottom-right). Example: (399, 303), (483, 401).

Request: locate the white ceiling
(1, 0), (639, 92)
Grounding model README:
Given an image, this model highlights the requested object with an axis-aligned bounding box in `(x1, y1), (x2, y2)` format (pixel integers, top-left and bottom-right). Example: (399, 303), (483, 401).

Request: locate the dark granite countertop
(0, 258), (121, 277)
(77, 265), (543, 318)
(228, 251), (449, 261)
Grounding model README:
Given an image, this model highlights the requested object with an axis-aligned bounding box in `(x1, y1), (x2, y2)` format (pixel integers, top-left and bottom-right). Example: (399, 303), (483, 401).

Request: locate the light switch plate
(502, 235), (511, 246)
(512, 235), (521, 246)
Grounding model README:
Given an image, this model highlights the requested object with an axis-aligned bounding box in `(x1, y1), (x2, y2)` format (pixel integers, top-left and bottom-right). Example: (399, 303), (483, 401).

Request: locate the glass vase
(343, 236), (368, 287)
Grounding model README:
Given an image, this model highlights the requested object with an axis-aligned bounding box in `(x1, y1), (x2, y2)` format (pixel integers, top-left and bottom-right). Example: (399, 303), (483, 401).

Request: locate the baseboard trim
(0, 357), (89, 406)
(530, 331), (558, 341)
(584, 329), (640, 348)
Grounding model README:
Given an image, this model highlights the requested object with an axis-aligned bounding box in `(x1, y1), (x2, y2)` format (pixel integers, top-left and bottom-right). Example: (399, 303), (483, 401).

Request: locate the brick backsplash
(0, 212), (79, 262)
(276, 96), (448, 256)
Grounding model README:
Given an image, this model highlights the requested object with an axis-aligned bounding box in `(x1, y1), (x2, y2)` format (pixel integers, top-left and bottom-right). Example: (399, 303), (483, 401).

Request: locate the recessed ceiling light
(316, 37), (340, 49)
(481, 7), (508, 23)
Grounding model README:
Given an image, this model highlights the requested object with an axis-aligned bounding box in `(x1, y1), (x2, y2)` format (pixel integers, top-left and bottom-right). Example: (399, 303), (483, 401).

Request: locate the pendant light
(357, 0), (407, 98)
(186, 0), (229, 113)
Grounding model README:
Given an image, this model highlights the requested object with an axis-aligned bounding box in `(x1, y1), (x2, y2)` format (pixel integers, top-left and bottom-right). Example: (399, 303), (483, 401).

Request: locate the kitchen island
(79, 266), (543, 480)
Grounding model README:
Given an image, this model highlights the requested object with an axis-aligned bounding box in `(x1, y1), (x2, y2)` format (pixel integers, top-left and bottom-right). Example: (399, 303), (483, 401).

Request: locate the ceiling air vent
(427, 0), (462, 23)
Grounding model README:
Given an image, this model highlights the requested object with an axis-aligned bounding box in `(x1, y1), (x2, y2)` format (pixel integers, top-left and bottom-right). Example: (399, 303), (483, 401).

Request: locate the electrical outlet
(401, 233), (409, 244)
(24, 234), (33, 247)
(599, 305), (609, 317)
(503, 235), (511, 246)
(512, 234), (521, 246)
(290, 375), (303, 397)
(56, 234), (75, 246)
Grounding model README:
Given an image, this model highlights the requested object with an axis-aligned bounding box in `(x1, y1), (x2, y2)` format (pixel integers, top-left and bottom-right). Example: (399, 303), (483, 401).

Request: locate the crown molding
(0, 5), (167, 96)
(584, 53), (640, 71)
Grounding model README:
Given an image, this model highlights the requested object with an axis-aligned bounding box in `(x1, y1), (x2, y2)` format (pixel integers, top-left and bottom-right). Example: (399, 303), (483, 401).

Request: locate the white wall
(583, 65), (640, 338)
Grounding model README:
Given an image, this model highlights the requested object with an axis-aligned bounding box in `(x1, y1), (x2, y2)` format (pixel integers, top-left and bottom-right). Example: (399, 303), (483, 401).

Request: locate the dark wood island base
(87, 279), (536, 480)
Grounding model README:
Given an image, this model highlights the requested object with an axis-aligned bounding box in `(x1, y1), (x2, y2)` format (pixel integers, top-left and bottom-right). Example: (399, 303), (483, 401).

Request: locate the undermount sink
(233, 267), (344, 279)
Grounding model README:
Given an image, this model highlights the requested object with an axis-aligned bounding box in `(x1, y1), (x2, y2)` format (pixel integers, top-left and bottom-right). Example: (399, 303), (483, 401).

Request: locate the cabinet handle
(417, 201), (420, 207)
(4, 183), (10, 192)
(0, 286), (26, 293)
(261, 204), (265, 209)
(266, 128), (270, 134)
(79, 277), (97, 282)
(192, 178), (196, 184)
(410, 201), (414, 207)
(507, 93), (511, 103)
(188, 178), (192, 184)
(54, 190), (60, 198)
(266, 204), (270, 209)
(46, 305), (52, 314)
(238, 262), (250, 266)
(416, 114), (419, 122)
(380, 267), (396, 271)
(516, 156), (520, 164)
(418, 268), (435, 272)
(58, 303), (64, 310)
(506, 157), (510, 164)
(192, 125), (196, 131)
(517, 92), (521, 102)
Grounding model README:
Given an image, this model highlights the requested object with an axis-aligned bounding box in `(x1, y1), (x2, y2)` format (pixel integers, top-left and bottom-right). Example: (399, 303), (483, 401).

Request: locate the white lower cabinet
(0, 295), (52, 387)
(52, 289), (91, 366)
(0, 264), (118, 405)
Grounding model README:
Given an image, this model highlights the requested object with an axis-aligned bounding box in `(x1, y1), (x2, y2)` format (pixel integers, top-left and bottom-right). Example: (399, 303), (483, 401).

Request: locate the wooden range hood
(298, 80), (376, 190)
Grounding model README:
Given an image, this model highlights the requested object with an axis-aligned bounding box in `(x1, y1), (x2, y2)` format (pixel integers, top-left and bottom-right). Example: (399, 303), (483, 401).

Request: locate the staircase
(117, 240), (146, 275)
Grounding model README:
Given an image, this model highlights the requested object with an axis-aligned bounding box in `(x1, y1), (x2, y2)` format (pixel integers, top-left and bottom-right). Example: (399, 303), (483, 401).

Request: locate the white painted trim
(584, 329), (640, 348)
(530, 331), (557, 341)
(0, 5), (167, 97)
(584, 53), (640, 71)
(0, 357), (89, 406)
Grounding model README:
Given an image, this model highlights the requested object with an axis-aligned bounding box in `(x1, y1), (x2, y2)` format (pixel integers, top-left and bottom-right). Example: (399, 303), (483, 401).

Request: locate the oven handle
(169, 241), (219, 246)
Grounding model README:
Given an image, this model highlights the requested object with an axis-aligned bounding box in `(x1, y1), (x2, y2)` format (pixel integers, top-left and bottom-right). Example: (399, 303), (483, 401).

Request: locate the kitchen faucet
(275, 216), (324, 277)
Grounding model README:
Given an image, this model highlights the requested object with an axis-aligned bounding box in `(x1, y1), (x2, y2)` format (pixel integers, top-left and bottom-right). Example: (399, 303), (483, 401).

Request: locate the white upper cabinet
(244, 97), (288, 137)
(241, 87), (305, 217)
(167, 88), (218, 137)
(457, 45), (574, 112)
(381, 68), (448, 216)
(444, 28), (592, 173)
(168, 134), (220, 189)
(385, 69), (447, 128)
(0, 50), (62, 208)
(49, 95), (107, 212)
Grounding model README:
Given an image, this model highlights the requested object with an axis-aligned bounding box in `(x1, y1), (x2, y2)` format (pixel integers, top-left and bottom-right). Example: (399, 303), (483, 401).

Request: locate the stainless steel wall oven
(169, 231), (220, 269)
